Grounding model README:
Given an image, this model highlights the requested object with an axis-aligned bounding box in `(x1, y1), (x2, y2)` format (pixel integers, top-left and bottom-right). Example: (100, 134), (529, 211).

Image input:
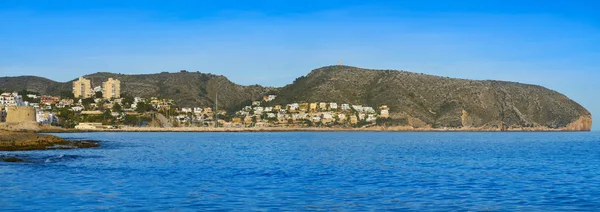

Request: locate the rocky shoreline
(42, 125), (591, 133)
(0, 130), (100, 151)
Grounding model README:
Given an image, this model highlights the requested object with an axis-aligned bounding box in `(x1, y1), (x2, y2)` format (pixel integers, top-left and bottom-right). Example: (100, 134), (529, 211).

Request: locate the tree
(102, 109), (112, 125)
(135, 102), (152, 113)
(123, 115), (139, 126)
(95, 91), (103, 99)
(122, 95), (134, 107)
(81, 98), (95, 105)
(112, 103), (122, 112)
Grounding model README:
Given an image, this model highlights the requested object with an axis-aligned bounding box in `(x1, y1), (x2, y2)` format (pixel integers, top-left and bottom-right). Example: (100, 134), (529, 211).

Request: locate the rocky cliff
(274, 66), (591, 131)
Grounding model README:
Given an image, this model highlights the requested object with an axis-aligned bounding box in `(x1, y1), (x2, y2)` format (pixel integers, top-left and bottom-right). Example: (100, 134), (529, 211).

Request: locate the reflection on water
(1, 132), (600, 211)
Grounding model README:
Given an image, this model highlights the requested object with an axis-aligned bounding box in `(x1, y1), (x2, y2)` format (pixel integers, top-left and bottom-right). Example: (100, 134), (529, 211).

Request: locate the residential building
(40, 96), (59, 105)
(341, 104), (351, 110)
(93, 86), (102, 93)
(350, 115), (358, 124)
(244, 116), (253, 123)
(352, 105), (363, 112)
(263, 95), (277, 102)
(363, 107), (376, 114)
(253, 107), (264, 114)
(0, 92), (24, 107)
(309, 103), (318, 111)
(73, 77), (93, 98)
(359, 113), (366, 120)
(329, 103), (338, 110)
(319, 102), (328, 110)
(71, 106), (84, 112)
(102, 78), (121, 99)
(288, 103), (299, 112)
(380, 109), (389, 118)
(338, 114), (347, 121)
(311, 115), (321, 123)
(36, 111), (59, 125)
(59, 99), (74, 106)
(366, 114), (377, 122)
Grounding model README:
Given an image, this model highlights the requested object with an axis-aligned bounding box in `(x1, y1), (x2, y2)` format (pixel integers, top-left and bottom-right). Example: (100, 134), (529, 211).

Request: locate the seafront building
(0, 92), (24, 107)
(73, 77), (93, 98)
(102, 78), (121, 99)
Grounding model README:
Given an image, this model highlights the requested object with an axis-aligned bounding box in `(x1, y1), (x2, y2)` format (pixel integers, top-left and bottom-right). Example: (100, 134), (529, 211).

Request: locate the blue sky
(1, 0), (598, 130)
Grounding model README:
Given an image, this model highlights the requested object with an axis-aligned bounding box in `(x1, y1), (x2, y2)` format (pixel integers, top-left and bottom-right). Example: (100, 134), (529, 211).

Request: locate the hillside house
(359, 113), (366, 120)
(40, 96), (59, 105)
(265, 107), (273, 112)
(253, 107), (264, 114)
(329, 103), (338, 110)
(299, 103), (309, 112)
(366, 114), (377, 122)
(350, 115), (358, 124)
(352, 105), (363, 112)
(311, 115), (321, 123)
(244, 116), (253, 124)
(363, 107), (376, 114)
(263, 95), (277, 102)
(341, 104), (351, 110)
(319, 102), (328, 110)
(309, 103), (318, 111)
(380, 109), (389, 118)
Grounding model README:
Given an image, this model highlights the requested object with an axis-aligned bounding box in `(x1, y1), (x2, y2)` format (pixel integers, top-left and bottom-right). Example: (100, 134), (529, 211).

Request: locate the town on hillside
(1, 77), (392, 130)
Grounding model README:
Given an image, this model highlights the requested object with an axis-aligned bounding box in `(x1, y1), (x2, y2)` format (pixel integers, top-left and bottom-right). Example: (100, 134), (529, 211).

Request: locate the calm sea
(1, 132), (600, 211)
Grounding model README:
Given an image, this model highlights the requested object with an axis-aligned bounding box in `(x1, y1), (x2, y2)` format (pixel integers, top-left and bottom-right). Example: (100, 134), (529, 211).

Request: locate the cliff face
(274, 66), (592, 131)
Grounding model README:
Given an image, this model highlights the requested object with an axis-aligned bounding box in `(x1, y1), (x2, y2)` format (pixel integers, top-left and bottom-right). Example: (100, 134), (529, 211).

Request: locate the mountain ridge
(0, 66), (592, 130)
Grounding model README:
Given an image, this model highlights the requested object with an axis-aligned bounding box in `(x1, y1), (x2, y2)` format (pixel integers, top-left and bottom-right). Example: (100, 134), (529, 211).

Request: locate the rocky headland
(0, 122), (99, 162)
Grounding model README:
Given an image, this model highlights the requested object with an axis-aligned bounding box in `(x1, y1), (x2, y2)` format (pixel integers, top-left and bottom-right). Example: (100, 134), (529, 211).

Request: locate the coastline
(41, 126), (590, 133)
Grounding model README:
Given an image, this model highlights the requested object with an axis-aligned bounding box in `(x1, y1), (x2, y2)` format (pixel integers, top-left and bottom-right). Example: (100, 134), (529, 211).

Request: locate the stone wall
(6, 106), (36, 123)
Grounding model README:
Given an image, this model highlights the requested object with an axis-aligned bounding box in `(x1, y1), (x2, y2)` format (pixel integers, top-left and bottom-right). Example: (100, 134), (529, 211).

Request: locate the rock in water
(2, 157), (24, 162)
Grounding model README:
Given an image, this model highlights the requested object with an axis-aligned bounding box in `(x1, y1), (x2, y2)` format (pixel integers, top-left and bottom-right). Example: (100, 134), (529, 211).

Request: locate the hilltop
(274, 66), (591, 130)
(0, 66), (592, 130)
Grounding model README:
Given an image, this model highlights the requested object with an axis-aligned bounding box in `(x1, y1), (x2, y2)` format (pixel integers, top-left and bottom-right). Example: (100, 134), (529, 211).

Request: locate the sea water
(1, 132), (600, 211)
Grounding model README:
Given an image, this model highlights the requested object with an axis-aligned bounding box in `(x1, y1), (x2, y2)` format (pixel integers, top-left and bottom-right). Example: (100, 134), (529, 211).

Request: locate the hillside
(274, 66), (591, 130)
(0, 66), (592, 130)
(81, 72), (275, 111)
(0, 76), (65, 95)
(0, 72), (275, 111)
